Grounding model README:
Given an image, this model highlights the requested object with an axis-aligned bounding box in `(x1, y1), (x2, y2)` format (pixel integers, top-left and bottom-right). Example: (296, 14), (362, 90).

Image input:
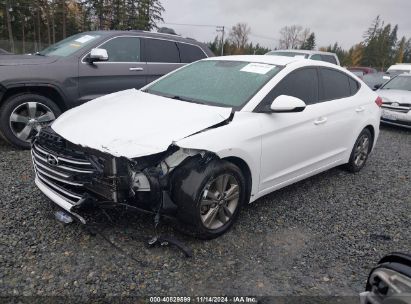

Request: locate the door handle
(314, 117), (328, 125)
(356, 106), (365, 113)
(129, 67), (144, 71)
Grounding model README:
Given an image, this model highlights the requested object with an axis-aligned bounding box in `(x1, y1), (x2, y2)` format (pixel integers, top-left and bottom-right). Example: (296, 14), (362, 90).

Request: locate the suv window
(177, 43), (206, 63)
(257, 68), (319, 111)
(310, 54), (322, 61)
(100, 37), (141, 62)
(319, 68), (351, 100)
(146, 39), (180, 63)
(321, 55), (337, 65)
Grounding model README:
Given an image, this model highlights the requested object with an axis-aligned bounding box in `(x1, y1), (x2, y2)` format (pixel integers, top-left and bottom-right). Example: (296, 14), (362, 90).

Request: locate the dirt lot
(0, 125), (410, 297)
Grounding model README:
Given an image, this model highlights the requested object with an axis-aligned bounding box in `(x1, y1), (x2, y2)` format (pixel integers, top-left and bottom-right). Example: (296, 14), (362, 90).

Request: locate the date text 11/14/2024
(149, 296), (258, 303)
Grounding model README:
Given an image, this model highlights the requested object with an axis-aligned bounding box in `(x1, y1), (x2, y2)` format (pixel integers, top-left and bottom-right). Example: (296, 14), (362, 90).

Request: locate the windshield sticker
(75, 35), (96, 44)
(241, 63), (275, 75)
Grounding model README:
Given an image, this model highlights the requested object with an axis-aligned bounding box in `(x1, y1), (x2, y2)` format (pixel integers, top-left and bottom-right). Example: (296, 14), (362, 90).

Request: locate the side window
(259, 68), (319, 110)
(310, 54), (322, 61)
(320, 68), (351, 101)
(321, 55), (338, 65)
(177, 43), (206, 63)
(349, 77), (360, 95)
(145, 39), (180, 63)
(100, 37), (141, 62)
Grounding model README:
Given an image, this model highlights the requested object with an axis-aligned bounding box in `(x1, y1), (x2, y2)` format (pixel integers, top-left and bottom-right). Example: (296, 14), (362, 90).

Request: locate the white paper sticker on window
(241, 63), (275, 75)
(75, 35), (96, 44)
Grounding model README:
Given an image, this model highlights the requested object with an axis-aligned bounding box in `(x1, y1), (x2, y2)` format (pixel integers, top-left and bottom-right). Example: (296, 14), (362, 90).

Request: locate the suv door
(78, 36), (147, 103)
(144, 38), (185, 84)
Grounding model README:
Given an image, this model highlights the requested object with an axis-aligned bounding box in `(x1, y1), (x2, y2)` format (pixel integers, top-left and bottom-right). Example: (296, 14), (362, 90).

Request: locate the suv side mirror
(89, 48), (108, 63)
(270, 95), (306, 113)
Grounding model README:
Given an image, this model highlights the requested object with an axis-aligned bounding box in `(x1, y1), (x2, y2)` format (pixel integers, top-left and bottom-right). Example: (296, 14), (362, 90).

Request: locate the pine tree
(300, 32), (315, 50)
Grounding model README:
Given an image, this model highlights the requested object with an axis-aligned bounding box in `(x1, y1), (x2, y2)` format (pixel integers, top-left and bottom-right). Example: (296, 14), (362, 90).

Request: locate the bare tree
(229, 23), (251, 51)
(5, 0), (15, 52)
(278, 25), (310, 49)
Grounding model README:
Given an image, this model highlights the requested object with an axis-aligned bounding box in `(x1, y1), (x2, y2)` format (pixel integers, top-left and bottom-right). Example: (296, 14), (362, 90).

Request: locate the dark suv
(0, 31), (213, 148)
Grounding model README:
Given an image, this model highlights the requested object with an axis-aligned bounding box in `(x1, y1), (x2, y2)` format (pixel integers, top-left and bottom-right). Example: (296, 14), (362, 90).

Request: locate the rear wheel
(172, 159), (246, 239)
(345, 128), (372, 172)
(0, 94), (61, 149)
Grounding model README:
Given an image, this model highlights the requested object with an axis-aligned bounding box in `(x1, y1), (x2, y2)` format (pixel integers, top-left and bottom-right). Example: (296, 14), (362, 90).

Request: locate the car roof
(388, 64), (411, 71)
(268, 49), (337, 56)
(80, 30), (205, 45)
(203, 55), (304, 66)
(203, 54), (344, 69)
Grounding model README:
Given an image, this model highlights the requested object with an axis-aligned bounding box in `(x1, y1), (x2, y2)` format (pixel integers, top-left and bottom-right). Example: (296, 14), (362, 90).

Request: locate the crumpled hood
(0, 55), (58, 66)
(52, 89), (232, 158)
(377, 89), (411, 103)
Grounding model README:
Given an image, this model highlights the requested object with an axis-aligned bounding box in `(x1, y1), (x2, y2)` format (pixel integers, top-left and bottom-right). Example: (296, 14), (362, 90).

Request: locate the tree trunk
(62, 0), (67, 38)
(51, 0), (56, 44)
(45, 1), (52, 46)
(22, 21), (25, 53)
(37, 5), (42, 50)
(5, 0), (15, 53)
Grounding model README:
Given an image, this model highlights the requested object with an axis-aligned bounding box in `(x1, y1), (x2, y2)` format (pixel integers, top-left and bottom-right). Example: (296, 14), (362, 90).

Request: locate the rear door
(315, 67), (363, 160)
(78, 36), (147, 103)
(144, 38), (184, 84)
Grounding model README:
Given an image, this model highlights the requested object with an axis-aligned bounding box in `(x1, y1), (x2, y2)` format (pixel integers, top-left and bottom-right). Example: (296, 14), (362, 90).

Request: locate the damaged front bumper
(31, 127), (211, 224)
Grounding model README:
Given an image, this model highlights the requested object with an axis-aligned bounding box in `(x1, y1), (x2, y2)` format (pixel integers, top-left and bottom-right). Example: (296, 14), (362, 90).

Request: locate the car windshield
(144, 60), (281, 109)
(266, 51), (309, 58)
(38, 33), (101, 57)
(381, 76), (411, 91)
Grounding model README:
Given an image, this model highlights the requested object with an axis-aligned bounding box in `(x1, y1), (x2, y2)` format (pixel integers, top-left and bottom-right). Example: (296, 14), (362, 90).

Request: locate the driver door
(78, 36), (147, 104)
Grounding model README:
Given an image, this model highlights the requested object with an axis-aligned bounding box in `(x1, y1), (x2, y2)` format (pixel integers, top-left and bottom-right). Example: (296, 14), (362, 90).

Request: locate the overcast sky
(159, 0), (410, 50)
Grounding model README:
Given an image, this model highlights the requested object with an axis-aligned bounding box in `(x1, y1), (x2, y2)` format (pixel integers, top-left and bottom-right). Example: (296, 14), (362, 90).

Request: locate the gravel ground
(0, 125), (410, 298)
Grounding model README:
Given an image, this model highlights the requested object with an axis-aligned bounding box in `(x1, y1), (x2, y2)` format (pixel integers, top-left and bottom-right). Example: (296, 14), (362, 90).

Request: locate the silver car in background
(377, 73), (411, 128)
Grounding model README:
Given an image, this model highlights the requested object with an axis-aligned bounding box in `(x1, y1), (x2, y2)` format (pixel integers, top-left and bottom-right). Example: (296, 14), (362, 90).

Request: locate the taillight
(375, 96), (383, 107)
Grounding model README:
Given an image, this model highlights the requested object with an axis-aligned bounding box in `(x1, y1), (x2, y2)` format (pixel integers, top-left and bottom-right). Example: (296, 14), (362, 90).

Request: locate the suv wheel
(0, 94), (61, 149)
(172, 159), (246, 239)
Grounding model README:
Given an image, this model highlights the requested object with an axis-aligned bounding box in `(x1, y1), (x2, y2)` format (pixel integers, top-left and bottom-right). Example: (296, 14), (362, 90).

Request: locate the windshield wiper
(171, 95), (206, 105)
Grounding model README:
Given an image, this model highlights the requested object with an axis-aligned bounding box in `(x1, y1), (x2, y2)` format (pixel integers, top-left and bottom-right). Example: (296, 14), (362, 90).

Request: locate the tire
(0, 93), (61, 149)
(345, 128), (372, 173)
(171, 159), (247, 239)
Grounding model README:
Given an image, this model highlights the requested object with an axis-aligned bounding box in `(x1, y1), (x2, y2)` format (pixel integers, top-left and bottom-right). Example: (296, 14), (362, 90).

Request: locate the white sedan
(31, 55), (381, 239)
(378, 73), (411, 129)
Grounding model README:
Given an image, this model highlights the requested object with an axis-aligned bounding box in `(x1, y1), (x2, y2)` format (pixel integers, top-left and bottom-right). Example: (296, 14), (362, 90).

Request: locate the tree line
(0, 0), (164, 53)
(322, 16), (411, 69)
(209, 17), (410, 70)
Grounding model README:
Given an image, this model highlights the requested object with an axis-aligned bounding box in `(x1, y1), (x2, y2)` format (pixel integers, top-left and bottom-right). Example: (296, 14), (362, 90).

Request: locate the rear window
(320, 68), (351, 101)
(145, 39), (180, 63)
(177, 43), (206, 63)
(348, 77), (360, 95)
(321, 55), (338, 65)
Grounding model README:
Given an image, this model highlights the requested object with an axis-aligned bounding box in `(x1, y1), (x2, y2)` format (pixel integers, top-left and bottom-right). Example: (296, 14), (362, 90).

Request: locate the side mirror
(88, 48), (108, 63)
(270, 95), (306, 113)
(360, 253), (411, 304)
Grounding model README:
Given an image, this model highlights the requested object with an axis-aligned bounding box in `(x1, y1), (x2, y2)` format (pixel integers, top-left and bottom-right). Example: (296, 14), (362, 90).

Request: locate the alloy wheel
(199, 174), (240, 230)
(354, 134), (370, 167)
(9, 102), (56, 143)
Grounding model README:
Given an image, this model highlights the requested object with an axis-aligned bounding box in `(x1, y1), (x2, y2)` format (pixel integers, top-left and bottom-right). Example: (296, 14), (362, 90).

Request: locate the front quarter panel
(176, 112), (262, 202)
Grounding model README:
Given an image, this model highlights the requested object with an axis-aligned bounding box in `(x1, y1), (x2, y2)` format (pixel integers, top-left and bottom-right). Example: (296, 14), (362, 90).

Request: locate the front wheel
(172, 159), (247, 239)
(0, 94), (61, 149)
(345, 128), (372, 173)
